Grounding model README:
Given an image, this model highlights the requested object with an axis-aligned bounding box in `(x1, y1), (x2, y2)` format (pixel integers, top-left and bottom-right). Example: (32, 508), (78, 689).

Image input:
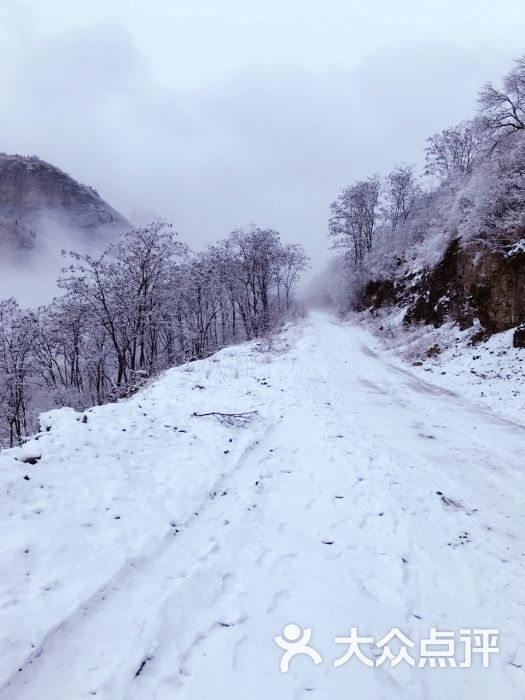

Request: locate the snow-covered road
(1, 312), (525, 699)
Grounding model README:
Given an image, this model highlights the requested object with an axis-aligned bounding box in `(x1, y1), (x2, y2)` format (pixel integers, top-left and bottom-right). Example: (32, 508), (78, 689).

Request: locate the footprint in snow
(217, 610), (247, 627)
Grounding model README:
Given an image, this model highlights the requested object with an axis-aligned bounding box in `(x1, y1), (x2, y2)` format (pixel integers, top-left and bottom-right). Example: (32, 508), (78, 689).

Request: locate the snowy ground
(1, 312), (524, 699)
(363, 308), (525, 424)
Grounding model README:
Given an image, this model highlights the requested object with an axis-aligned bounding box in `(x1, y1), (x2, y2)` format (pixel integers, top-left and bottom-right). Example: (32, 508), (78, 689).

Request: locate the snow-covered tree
(0, 300), (35, 446)
(384, 165), (420, 231)
(59, 222), (187, 388)
(329, 176), (381, 267)
(479, 56), (525, 145)
(425, 121), (480, 181)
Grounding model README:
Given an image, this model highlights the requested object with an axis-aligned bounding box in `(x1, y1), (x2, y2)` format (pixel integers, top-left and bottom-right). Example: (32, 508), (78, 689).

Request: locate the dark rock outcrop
(361, 238), (525, 334)
(358, 279), (398, 311)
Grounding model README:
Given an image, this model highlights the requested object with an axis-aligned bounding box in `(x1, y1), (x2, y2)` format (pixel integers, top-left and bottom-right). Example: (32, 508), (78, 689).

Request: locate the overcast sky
(1, 0), (524, 270)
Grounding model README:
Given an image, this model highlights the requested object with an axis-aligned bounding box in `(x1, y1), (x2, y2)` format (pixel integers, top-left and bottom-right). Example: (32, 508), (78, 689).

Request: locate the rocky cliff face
(360, 238), (525, 339)
(0, 154), (128, 252)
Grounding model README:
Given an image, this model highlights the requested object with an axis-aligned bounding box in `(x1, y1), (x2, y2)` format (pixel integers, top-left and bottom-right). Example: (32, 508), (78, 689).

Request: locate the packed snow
(0, 312), (524, 699)
(364, 308), (525, 424)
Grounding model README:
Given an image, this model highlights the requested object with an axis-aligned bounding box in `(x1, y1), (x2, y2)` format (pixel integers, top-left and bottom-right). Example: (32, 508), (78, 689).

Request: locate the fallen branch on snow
(192, 411), (260, 427)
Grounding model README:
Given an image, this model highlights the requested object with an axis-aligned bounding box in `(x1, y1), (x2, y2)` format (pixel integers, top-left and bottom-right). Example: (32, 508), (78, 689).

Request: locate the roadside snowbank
(0, 329), (295, 690)
(358, 309), (525, 424)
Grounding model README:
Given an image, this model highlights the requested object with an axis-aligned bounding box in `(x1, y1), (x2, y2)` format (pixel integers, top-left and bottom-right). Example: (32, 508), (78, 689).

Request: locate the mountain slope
(0, 153), (128, 252)
(0, 313), (524, 699)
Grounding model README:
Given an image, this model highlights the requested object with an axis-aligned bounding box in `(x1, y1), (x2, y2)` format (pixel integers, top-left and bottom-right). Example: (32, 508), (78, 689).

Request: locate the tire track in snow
(0, 402), (287, 698)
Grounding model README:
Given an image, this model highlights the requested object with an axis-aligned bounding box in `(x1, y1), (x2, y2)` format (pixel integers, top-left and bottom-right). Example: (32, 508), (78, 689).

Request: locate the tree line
(329, 55), (525, 268)
(0, 223), (307, 447)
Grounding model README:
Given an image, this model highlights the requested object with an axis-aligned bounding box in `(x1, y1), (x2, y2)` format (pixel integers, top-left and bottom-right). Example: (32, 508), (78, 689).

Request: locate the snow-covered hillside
(0, 313), (524, 699)
(0, 153), (127, 246)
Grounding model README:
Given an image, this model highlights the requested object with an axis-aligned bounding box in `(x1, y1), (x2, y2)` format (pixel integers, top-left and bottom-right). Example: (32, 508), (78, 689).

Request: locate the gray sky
(1, 0), (524, 270)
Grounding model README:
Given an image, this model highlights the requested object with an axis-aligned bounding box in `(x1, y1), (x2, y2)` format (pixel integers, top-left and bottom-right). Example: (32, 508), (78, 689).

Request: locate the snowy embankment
(0, 335), (288, 691)
(360, 308), (525, 424)
(411, 327), (525, 422)
(1, 312), (525, 699)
